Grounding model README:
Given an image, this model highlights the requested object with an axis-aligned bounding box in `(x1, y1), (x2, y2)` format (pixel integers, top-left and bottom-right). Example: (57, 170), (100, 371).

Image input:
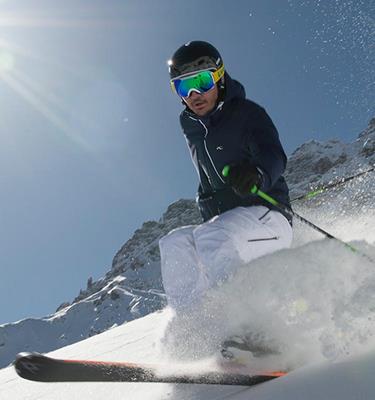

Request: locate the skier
(160, 41), (293, 330)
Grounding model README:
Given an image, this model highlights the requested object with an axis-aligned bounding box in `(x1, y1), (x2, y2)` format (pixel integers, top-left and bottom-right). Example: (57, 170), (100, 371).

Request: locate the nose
(187, 90), (202, 99)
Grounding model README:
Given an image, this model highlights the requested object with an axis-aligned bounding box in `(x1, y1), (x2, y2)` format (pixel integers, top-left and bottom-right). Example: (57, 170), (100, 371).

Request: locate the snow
(2, 310), (375, 399)
(0, 271), (166, 369)
(161, 239), (375, 369)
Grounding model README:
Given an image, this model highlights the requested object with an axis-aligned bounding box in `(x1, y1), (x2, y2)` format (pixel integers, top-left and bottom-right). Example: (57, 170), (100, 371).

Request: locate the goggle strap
(170, 80), (176, 93)
(212, 64), (225, 83)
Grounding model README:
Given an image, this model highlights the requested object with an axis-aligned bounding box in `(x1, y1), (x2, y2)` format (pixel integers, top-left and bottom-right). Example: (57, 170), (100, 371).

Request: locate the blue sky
(0, 0), (374, 325)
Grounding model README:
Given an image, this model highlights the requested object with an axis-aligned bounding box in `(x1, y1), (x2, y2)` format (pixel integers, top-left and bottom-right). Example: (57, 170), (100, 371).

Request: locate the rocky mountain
(0, 118), (374, 369)
(285, 117), (375, 198)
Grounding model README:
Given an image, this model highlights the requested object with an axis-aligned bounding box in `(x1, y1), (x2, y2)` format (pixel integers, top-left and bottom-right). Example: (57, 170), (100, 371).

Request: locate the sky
(0, 0), (374, 325)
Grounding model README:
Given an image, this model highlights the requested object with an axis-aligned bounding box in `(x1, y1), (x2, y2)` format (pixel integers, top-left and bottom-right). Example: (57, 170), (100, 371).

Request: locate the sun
(0, 5), (127, 156)
(0, 9), (97, 152)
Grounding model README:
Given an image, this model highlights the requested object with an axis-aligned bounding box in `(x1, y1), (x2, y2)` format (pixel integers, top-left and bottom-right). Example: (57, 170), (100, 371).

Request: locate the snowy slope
(2, 309), (375, 399)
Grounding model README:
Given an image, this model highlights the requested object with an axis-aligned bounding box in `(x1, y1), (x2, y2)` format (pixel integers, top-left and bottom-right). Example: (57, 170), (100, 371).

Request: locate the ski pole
(222, 165), (374, 263)
(291, 166), (375, 203)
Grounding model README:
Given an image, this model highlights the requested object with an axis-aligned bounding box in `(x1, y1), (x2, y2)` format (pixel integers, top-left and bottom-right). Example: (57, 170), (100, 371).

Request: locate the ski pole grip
(222, 165), (261, 196)
(222, 165), (230, 177)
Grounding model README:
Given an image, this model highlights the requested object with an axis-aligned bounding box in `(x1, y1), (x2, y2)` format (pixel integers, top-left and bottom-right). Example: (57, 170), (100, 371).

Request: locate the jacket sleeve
(244, 106), (287, 192)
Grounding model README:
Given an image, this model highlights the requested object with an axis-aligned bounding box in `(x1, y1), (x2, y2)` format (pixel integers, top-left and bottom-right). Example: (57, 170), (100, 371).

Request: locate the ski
(14, 352), (286, 386)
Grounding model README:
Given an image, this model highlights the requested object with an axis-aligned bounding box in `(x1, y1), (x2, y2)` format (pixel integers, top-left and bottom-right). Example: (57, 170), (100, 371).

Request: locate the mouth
(192, 101), (207, 110)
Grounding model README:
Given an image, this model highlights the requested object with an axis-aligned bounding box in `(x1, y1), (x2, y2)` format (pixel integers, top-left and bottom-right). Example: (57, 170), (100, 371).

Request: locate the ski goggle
(170, 64), (225, 98)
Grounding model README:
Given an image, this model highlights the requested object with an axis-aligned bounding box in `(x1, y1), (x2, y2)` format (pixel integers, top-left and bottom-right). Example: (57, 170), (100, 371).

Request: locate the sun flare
(0, 9), (101, 152)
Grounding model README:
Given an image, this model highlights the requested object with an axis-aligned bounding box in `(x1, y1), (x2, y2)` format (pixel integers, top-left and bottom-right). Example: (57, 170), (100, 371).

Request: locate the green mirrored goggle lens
(172, 71), (215, 98)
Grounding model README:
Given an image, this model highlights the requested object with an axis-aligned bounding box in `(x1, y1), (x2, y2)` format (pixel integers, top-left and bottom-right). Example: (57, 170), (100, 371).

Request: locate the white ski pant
(159, 206), (293, 311)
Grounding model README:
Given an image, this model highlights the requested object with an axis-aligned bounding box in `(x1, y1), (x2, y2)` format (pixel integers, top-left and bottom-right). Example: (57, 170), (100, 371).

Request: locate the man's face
(182, 85), (219, 117)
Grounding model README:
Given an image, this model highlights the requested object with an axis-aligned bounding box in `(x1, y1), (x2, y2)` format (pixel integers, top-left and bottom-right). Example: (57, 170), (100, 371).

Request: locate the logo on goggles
(170, 64), (225, 98)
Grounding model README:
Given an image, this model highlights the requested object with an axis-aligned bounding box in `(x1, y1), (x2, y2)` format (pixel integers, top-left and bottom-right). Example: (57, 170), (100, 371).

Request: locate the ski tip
(14, 352), (47, 381)
(15, 351), (40, 359)
(15, 352), (45, 364)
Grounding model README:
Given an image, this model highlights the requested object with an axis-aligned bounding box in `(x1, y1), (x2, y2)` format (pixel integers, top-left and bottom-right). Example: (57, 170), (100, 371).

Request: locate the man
(160, 41), (292, 315)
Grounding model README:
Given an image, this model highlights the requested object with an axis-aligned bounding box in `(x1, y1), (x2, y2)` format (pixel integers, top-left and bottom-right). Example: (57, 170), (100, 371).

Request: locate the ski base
(14, 352), (286, 386)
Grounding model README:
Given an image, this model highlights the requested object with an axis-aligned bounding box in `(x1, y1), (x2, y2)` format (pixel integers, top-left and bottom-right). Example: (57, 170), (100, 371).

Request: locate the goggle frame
(170, 64), (225, 98)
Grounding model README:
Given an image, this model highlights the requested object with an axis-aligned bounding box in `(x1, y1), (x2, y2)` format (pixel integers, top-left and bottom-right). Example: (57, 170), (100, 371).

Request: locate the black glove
(226, 161), (263, 197)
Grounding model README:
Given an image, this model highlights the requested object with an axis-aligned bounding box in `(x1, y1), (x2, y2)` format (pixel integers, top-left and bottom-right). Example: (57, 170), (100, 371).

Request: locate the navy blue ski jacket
(179, 72), (291, 223)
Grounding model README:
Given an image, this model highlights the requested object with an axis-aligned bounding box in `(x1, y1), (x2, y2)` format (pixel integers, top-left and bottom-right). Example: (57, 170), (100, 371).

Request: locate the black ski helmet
(168, 41), (224, 79)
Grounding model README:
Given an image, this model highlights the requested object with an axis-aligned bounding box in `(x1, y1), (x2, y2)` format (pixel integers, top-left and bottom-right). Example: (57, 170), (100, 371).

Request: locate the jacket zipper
(194, 118), (226, 184)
